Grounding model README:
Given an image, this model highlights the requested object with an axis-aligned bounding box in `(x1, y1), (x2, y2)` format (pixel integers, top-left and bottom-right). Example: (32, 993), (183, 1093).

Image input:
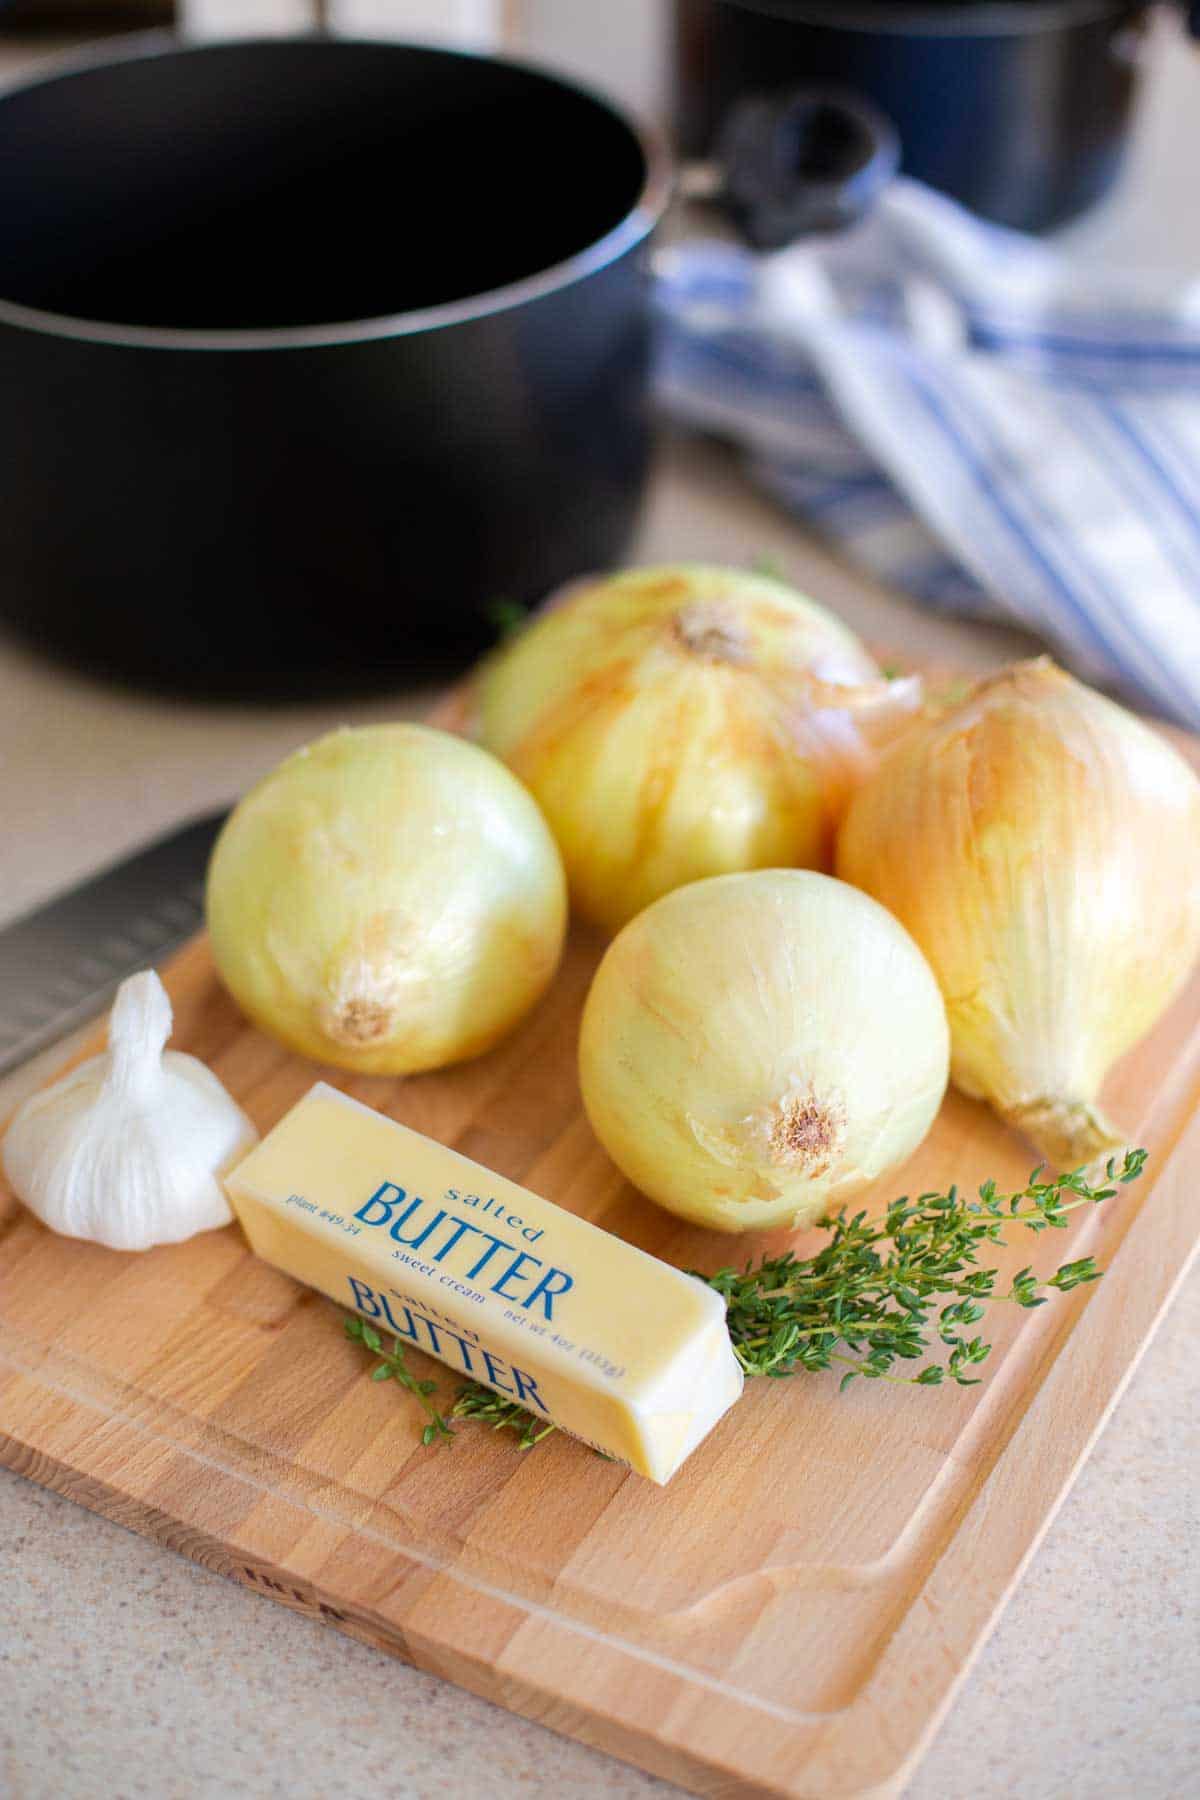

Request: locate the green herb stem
(343, 1316), (456, 1446)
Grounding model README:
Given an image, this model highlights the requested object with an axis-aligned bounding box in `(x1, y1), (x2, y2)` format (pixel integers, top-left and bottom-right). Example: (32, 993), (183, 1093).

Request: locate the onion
(476, 564), (920, 933)
(206, 724), (567, 1074)
(837, 659), (1200, 1168)
(578, 870), (949, 1233)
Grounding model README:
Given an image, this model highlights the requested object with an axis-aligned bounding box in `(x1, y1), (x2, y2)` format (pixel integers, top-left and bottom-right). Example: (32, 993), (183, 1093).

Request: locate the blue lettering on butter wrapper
(354, 1182), (574, 1321)
(346, 1277), (549, 1415)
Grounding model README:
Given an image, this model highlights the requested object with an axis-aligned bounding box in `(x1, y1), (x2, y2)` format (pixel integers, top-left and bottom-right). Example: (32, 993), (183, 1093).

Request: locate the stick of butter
(224, 1083), (743, 1483)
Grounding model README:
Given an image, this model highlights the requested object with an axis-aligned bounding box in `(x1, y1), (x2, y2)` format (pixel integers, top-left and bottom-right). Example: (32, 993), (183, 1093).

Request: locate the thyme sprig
(708, 1149), (1145, 1392)
(346, 1150), (1146, 1450)
(344, 1315), (454, 1446)
(449, 1384), (559, 1449)
(485, 596), (529, 643)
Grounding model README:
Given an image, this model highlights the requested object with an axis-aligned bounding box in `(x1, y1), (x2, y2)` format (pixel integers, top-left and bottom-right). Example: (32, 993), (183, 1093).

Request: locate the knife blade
(0, 811), (228, 1079)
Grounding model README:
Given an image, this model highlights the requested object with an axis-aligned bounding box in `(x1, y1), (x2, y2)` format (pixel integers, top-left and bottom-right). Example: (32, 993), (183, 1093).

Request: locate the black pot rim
(713, 0), (1146, 38)
(0, 31), (673, 353)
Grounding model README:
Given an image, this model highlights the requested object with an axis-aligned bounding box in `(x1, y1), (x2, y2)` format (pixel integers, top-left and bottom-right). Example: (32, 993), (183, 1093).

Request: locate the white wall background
(182, 0), (504, 46)
(510, 0), (668, 122)
(181, 0), (670, 120)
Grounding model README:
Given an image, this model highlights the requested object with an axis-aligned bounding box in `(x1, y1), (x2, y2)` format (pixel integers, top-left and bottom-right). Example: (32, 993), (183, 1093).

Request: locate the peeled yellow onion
(206, 723), (567, 1074)
(578, 869), (949, 1232)
(837, 659), (1200, 1169)
(476, 564), (920, 933)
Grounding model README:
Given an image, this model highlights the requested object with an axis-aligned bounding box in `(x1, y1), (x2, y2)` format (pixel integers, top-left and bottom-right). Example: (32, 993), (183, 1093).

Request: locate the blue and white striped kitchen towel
(655, 178), (1200, 729)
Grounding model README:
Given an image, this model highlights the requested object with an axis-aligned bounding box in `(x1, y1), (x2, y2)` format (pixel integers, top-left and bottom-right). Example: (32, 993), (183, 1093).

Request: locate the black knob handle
(717, 88), (900, 251)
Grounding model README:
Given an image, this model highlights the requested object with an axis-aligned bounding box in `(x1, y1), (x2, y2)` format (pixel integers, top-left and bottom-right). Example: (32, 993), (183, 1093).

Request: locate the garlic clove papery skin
(578, 870), (950, 1234)
(836, 658), (1200, 1170)
(2, 971), (258, 1251)
(476, 564), (922, 935)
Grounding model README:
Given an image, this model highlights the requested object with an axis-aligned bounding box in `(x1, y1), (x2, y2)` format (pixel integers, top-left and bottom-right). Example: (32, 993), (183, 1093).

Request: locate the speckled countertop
(4, 16), (1200, 1797)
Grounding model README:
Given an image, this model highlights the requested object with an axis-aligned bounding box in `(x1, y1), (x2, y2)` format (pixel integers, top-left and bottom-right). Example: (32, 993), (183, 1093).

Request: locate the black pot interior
(0, 37), (648, 332)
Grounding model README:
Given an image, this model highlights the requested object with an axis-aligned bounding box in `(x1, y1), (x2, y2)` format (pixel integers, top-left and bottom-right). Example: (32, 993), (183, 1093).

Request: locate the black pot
(674, 0), (1162, 232)
(0, 35), (669, 697)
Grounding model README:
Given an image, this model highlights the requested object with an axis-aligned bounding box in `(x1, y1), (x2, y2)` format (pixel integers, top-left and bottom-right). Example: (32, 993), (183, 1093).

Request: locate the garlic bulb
(578, 870), (949, 1233)
(476, 564), (921, 933)
(836, 659), (1200, 1169)
(206, 723), (567, 1074)
(2, 970), (258, 1250)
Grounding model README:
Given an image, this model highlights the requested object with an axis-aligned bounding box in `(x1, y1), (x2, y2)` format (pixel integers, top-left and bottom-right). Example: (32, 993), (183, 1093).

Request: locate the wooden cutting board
(3, 699), (1200, 1800)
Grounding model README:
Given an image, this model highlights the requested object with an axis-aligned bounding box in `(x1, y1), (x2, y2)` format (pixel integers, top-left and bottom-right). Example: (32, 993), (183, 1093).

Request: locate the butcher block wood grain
(3, 701), (1200, 1800)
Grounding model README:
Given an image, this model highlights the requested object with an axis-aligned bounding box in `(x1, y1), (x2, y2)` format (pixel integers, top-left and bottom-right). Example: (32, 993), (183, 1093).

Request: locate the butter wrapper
(225, 1083), (742, 1483)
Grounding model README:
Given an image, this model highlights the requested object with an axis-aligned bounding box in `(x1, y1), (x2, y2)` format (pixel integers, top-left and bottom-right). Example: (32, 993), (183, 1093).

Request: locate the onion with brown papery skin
(476, 564), (921, 933)
(836, 658), (1200, 1170)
